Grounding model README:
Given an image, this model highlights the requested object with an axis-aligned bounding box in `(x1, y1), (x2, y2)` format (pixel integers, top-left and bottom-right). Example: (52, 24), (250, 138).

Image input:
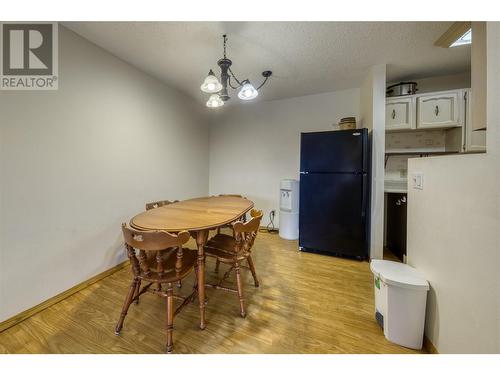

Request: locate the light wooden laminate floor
(0, 232), (424, 354)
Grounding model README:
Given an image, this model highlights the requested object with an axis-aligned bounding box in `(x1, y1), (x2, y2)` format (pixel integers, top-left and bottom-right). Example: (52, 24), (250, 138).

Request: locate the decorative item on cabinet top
(386, 82), (418, 97)
(338, 117), (357, 130)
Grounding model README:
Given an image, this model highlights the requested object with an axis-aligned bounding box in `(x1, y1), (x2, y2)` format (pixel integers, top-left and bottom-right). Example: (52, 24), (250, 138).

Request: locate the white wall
(387, 71), (471, 94)
(0, 26), (209, 321)
(208, 89), (360, 227)
(406, 22), (500, 353)
(359, 65), (386, 259)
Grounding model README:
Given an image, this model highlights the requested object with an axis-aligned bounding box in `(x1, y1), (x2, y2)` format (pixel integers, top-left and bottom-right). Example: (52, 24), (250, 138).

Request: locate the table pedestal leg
(195, 230), (209, 330)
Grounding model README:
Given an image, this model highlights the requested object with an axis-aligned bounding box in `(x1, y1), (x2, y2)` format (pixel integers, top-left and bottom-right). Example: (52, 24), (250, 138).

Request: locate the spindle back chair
(115, 224), (197, 353)
(204, 209), (263, 317)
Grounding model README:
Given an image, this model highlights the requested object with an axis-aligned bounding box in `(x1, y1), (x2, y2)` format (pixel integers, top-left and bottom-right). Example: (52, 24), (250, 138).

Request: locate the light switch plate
(412, 172), (424, 190)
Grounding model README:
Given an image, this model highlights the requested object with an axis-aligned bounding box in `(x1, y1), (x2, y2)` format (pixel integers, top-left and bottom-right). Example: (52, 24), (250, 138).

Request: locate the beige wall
(360, 65), (386, 259)
(208, 89), (360, 228)
(0, 27), (209, 321)
(407, 22), (500, 353)
(387, 71), (471, 94)
(471, 22), (487, 131)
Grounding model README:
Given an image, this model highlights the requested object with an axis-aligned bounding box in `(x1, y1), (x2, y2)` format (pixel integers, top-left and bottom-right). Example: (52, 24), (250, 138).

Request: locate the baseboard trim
(0, 259), (130, 333)
(423, 335), (439, 354)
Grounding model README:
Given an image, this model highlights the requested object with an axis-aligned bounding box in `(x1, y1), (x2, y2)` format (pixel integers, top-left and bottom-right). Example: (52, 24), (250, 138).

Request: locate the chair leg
(166, 283), (174, 353)
(134, 279), (142, 304)
(215, 259), (220, 273)
(234, 263), (246, 318)
(115, 278), (138, 335)
(246, 255), (260, 287)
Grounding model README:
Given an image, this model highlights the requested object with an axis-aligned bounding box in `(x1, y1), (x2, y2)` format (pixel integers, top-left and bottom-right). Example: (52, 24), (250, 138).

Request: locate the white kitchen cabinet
(463, 89), (487, 152)
(416, 90), (462, 129)
(385, 97), (415, 131)
(385, 89), (483, 152)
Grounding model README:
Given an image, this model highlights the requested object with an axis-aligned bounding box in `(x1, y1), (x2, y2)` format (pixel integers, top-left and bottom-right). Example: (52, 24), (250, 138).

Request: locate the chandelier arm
(228, 67), (245, 86)
(227, 76), (240, 90)
(256, 76), (270, 90)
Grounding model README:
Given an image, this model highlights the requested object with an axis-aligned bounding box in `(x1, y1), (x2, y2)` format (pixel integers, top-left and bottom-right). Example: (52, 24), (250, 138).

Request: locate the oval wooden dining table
(129, 195), (254, 329)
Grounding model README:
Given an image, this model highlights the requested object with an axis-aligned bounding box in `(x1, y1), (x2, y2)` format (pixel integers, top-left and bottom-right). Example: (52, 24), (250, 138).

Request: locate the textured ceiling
(64, 22), (470, 105)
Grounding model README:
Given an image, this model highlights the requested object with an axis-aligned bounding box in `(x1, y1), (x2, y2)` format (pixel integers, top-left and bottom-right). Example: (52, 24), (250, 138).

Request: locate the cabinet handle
(391, 109), (396, 119)
(435, 105), (439, 116)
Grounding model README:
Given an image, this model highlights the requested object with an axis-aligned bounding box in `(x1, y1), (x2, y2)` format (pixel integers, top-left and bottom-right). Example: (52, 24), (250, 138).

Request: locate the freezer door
(300, 129), (368, 173)
(299, 173), (368, 258)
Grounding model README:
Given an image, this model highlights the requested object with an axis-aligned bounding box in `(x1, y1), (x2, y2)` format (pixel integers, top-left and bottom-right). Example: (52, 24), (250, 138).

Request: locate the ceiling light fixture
(206, 93), (224, 108)
(200, 34), (272, 108)
(237, 80), (259, 100)
(200, 69), (223, 93)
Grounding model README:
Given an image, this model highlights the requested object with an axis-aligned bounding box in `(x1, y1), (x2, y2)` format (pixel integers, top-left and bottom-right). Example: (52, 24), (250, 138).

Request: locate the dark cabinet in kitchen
(386, 193), (407, 262)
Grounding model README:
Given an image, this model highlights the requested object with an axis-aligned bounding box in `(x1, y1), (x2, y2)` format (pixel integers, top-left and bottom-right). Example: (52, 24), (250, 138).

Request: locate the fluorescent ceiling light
(450, 29), (472, 47)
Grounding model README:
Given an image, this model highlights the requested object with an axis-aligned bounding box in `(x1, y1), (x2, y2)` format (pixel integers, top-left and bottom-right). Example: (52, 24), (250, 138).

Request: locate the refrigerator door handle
(361, 174), (367, 217)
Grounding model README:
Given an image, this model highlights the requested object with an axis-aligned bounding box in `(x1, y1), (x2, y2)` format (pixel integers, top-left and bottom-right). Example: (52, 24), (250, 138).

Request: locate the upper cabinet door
(464, 89), (487, 153)
(385, 97), (415, 131)
(417, 90), (462, 129)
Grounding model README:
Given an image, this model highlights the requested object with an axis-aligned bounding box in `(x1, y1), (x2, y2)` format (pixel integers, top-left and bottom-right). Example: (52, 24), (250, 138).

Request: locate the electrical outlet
(270, 210), (276, 218)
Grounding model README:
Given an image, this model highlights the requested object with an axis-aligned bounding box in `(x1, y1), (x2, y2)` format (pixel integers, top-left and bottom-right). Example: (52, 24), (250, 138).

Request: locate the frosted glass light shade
(200, 70), (222, 93)
(206, 94), (224, 108)
(238, 81), (258, 100)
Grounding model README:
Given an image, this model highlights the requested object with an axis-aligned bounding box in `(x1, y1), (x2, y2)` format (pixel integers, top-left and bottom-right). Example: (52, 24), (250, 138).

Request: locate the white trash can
(370, 260), (429, 350)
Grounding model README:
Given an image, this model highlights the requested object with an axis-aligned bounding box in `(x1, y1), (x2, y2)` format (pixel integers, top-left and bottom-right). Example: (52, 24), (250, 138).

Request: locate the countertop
(384, 179), (408, 194)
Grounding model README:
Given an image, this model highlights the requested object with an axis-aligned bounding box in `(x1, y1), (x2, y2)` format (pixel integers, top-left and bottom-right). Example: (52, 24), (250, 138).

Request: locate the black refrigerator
(299, 129), (371, 259)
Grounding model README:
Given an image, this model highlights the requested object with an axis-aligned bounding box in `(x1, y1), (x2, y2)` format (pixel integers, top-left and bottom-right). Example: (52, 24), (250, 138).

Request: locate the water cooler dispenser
(279, 179), (299, 240)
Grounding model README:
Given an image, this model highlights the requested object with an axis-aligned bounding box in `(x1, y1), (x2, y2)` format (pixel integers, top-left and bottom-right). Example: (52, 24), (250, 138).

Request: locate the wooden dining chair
(115, 223), (197, 353)
(145, 199), (179, 211)
(145, 199), (182, 288)
(204, 209), (263, 318)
